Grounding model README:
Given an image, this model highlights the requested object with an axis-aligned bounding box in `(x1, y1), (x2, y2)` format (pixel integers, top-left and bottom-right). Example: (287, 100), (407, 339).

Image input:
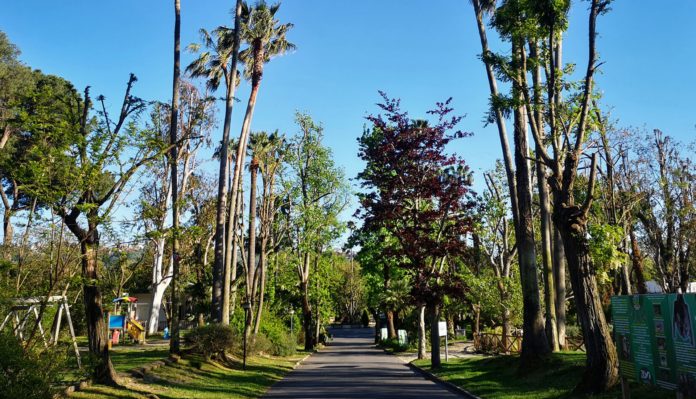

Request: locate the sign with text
(611, 293), (696, 396)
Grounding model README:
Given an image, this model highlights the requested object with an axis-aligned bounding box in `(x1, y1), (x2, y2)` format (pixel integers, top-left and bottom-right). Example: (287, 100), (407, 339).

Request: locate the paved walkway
(263, 328), (464, 398)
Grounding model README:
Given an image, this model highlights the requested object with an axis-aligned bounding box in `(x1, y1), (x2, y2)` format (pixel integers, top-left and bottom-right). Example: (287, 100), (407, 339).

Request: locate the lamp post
(289, 309), (295, 335)
(242, 302), (251, 371)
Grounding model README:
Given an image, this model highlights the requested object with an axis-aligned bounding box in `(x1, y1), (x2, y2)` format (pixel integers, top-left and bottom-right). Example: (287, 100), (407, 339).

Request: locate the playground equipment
(0, 295), (81, 367)
(107, 296), (145, 345)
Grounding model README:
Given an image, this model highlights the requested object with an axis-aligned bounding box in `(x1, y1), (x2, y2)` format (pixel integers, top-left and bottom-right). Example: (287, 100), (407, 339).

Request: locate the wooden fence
(473, 332), (585, 354)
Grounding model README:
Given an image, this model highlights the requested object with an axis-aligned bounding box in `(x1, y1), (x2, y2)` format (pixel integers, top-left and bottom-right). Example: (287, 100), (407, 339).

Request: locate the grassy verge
(414, 352), (673, 399)
(72, 352), (310, 399)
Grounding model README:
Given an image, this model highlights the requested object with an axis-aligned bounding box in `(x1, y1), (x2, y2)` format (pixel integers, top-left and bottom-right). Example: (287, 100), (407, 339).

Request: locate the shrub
(380, 338), (410, 352)
(185, 324), (237, 359)
(361, 310), (370, 327)
(271, 333), (297, 357)
(0, 332), (78, 398)
(565, 324), (582, 338)
(246, 333), (273, 355)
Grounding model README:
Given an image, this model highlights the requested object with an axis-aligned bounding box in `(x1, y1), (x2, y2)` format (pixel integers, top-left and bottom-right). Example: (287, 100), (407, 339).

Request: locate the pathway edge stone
(408, 361), (483, 399)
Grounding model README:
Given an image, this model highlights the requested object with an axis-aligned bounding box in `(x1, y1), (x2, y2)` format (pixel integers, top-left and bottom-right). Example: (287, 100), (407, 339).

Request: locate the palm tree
(248, 131), (284, 336)
(186, 0), (244, 324)
(226, 5), (296, 325)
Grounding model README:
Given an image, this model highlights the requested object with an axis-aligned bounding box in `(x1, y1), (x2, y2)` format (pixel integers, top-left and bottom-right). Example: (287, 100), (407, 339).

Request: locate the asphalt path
(263, 328), (463, 398)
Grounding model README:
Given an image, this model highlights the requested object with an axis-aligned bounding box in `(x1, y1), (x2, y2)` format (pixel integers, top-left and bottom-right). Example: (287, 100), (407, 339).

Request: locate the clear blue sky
(2, 0), (695, 227)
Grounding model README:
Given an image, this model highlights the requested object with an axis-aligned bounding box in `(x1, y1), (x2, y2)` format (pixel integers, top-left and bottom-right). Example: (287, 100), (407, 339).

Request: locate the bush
(0, 332), (77, 398)
(361, 310), (370, 327)
(271, 333), (297, 357)
(185, 324), (237, 359)
(565, 324), (582, 338)
(380, 338), (410, 352)
(246, 333), (273, 355)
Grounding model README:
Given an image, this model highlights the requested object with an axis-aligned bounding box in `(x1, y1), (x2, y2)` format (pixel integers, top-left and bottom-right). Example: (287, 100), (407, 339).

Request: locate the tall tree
(168, 0), (182, 355)
(223, 1), (295, 324)
(357, 94), (476, 368)
(8, 74), (172, 384)
(186, 0), (244, 324)
(284, 110), (349, 350)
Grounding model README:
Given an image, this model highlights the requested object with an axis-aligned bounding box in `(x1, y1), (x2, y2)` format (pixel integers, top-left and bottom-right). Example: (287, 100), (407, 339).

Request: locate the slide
(126, 318), (145, 344)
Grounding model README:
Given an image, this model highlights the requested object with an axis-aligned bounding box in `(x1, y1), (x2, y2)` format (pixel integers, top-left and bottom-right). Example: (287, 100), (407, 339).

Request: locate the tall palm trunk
(224, 155), (244, 321)
(253, 244), (267, 335)
(244, 159), (259, 341)
(168, 0), (182, 355)
(213, 0), (243, 324)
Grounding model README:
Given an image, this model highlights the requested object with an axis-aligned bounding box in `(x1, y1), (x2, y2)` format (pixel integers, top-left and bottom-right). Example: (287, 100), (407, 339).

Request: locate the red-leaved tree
(356, 93), (476, 368)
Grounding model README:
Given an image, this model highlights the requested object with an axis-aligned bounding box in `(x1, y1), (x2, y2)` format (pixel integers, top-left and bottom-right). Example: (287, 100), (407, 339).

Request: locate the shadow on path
(263, 328), (463, 398)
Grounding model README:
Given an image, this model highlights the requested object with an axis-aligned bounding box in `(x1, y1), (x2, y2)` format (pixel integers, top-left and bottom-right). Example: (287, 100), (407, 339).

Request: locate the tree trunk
(300, 278), (313, 351)
(629, 225), (648, 294)
(557, 216), (619, 393)
(3, 209), (13, 248)
(168, 0), (182, 355)
(245, 161), (259, 341)
(211, 0), (243, 323)
(384, 263), (397, 339)
(513, 57), (550, 357)
(502, 308), (511, 353)
(253, 245), (267, 335)
(553, 226), (567, 348)
(417, 305), (426, 360)
(538, 162), (559, 351)
(147, 239), (172, 335)
(229, 181), (244, 316)
(372, 310), (380, 344)
(82, 241), (118, 384)
(430, 304), (441, 368)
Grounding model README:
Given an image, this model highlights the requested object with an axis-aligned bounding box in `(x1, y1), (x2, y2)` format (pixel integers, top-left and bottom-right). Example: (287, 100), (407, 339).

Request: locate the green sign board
(611, 293), (696, 395)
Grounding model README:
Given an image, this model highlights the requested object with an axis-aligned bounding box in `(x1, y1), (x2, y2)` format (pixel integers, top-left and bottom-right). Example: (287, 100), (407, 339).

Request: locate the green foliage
(361, 309), (370, 327)
(379, 338), (411, 352)
(588, 224), (627, 285)
(184, 324), (238, 359)
(0, 332), (82, 398)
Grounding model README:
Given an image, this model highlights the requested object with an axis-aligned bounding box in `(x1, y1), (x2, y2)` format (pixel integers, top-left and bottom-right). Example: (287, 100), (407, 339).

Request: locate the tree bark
(629, 225), (648, 294)
(513, 42), (550, 357)
(557, 211), (619, 392)
(538, 162), (559, 351)
(430, 304), (441, 368)
(384, 262), (396, 339)
(553, 226), (566, 348)
(82, 241), (118, 384)
(244, 162), (259, 342)
(212, 0), (243, 323)
(253, 244), (267, 335)
(300, 276), (313, 351)
(417, 305), (426, 360)
(168, 0), (182, 355)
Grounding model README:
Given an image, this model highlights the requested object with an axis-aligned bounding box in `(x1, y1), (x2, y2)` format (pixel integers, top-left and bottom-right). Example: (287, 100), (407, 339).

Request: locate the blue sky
(2, 0), (695, 229)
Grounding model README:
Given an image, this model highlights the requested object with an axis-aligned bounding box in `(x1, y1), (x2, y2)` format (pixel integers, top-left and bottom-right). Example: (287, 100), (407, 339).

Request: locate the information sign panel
(438, 321), (447, 337)
(611, 293), (696, 395)
(398, 329), (408, 345)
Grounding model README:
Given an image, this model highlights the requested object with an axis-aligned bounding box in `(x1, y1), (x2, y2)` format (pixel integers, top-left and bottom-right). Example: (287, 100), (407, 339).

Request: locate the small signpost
(438, 321), (448, 362)
(381, 327), (388, 341)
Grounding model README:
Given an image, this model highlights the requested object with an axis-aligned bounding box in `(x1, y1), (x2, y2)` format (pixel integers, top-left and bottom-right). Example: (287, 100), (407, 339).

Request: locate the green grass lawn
(72, 352), (309, 399)
(414, 352), (674, 399)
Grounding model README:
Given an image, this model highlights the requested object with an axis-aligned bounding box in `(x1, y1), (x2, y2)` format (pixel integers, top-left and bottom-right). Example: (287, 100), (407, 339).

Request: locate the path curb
(408, 362), (483, 399)
(292, 348), (318, 369)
